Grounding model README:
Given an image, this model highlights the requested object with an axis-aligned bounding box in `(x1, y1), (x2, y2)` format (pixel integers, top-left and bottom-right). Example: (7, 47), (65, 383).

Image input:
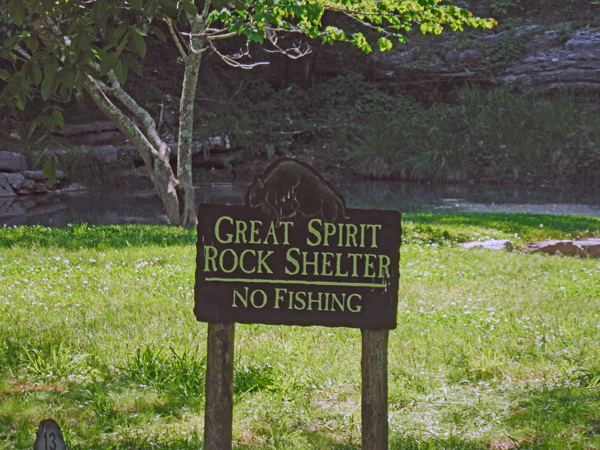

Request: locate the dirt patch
(0, 383), (66, 401)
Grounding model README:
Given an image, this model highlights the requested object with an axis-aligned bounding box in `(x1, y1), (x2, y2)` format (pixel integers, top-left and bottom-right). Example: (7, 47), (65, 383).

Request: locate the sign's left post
(203, 322), (235, 450)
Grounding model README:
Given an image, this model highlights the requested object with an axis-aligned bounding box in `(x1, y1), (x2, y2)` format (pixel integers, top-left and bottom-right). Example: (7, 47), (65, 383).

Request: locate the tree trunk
(176, 15), (204, 229)
(83, 75), (185, 226)
(23, 0), (201, 229)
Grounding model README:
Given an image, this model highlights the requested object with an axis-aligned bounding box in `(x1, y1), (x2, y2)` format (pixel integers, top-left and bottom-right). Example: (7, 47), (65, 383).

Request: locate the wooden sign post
(195, 159), (401, 449)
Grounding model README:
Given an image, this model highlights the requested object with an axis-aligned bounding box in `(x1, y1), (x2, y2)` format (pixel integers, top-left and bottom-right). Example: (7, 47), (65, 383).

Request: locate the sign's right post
(362, 328), (389, 450)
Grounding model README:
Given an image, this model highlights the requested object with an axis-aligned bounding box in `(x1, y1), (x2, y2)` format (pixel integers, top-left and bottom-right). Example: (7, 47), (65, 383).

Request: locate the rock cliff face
(373, 1), (600, 95)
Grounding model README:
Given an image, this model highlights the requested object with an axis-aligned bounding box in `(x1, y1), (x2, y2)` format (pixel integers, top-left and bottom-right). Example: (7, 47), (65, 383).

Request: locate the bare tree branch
(206, 31), (238, 41)
(95, 71), (168, 159)
(165, 17), (188, 62)
(209, 41), (270, 69)
(201, 1), (212, 22)
(13, 45), (32, 61)
(262, 37), (312, 60)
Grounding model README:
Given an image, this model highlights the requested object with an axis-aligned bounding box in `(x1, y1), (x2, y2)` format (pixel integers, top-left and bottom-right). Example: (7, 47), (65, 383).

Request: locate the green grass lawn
(1, 213), (599, 449)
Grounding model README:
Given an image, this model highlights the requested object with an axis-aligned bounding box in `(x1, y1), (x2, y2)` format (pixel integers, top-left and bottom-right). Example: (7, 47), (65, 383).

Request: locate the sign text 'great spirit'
(194, 159), (401, 329)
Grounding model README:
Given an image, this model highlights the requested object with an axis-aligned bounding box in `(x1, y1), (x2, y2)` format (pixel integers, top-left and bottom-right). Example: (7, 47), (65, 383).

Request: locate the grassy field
(1, 213), (599, 449)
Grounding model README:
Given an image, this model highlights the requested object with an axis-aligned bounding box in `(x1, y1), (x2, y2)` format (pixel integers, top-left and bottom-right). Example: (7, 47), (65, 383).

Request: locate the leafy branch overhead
(0, 0), (494, 227)
(2, 0), (494, 111)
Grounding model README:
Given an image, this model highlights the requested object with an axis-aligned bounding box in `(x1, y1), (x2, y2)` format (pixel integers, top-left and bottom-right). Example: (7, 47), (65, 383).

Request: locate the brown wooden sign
(195, 158), (401, 450)
(194, 160), (401, 329)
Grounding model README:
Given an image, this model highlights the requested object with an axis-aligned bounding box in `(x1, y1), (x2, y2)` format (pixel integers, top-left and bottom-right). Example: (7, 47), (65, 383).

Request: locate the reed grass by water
(1, 214), (599, 449)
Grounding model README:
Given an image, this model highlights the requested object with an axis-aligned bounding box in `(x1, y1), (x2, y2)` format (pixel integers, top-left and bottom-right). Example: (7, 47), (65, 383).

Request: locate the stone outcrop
(0, 174), (16, 197)
(0, 151), (71, 197)
(0, 151), (27, 173)
(459, 239), (514, 251)
(376, 26), (600, 94)
(57, 121), (126, 146)
(525, 239), (600, 257)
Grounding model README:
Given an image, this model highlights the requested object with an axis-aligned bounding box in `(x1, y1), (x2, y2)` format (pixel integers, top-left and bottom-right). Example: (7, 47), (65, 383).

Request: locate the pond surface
(2, 179), (599, 227)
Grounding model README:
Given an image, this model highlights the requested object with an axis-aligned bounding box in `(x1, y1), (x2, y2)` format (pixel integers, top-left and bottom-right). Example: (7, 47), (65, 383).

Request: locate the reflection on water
(1, 180), (599, 227)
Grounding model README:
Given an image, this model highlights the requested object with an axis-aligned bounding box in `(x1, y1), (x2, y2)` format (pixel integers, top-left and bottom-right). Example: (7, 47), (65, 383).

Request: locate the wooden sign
(33, 419), (66, 450)
(195, 158), (401, 450)
(194, 159), (401, 329)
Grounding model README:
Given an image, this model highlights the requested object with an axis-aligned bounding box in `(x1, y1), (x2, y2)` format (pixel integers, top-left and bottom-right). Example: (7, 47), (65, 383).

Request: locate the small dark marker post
(204, 322), (235, 450)
(33, 419), (66, 450)
(362, 329), (389, 450)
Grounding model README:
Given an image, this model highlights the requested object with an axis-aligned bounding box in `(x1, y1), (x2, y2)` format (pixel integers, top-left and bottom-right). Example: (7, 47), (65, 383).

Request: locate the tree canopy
(0, 0), (495, 227)
(2, 0), (493, 113)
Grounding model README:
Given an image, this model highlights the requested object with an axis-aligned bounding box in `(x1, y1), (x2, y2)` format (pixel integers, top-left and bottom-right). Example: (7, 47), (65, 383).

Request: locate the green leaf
(41, 71), (57, 101)
(144, 0), (159, 19)
(159, 0), (178, 16)
(74, 68), (86, 91)
(352, 32), (371, 53)
(114, 58), (128, 85)
(212, 0), (230, 11)
(92, 0), (108, 29)
(34, 145), (47, 166)
(129, 32), (147, 58)
(129, 0), (143, 10)
(27, 116), (42, 138)
(50, 109), (64, 129)
(25, 36), (39, 53)
(377, 37), (393, 52)
(150, 25), (166, 43)
(99, 52), (118, 77)
(124, 54), (142, 75)
(181, 1), (198, 16)
(52, 136), (73, 152)
(54, 151), (69, 178)
(30, 65), (42, 86)
(9, 0), (25, 26)
(58, 68), (76, 87)
(0, 69), (9, 81)
(43, 156), (57, 188)
(248, 33), (264, 44)
(59, 84), (71, 100)
(28, 121), (38, 139)
(265, 143), (275, 158)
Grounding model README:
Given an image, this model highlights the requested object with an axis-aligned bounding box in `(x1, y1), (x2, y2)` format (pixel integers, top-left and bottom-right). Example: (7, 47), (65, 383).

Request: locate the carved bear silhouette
(246, 158), (348, 224)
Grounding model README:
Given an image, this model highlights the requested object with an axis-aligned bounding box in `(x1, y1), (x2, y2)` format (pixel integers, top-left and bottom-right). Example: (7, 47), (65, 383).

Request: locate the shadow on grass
(405, 212), (600, 243)
(1, 213), (599, 250)
(0, 223), (196, 249)
(504, 381), (600, 449)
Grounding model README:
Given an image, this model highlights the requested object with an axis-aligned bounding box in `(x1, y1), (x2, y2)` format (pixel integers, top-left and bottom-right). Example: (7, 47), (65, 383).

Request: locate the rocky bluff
(269, 0), (600, 98)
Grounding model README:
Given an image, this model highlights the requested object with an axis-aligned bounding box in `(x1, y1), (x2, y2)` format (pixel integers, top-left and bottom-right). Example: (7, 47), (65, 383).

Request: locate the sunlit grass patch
(1, 215), (600, 448)
(402, 213), (600, 247)
(0, 223), (195, 249)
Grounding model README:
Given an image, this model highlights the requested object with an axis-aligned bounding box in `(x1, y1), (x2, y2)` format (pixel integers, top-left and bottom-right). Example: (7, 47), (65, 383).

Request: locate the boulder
(128, 166), (150, 178)
(16, 180), (50, 194)
(0, 151), (27, 173)
(0, 197), (25, 217)
(20, 179), (36, 191)
(23, 170), (67, 181)
(59, 121), (119, 135)
(88, 145), (119, 163)
(526, 239), (600, 257)
(58, 121), (125, 145)
(4, 173), (25, 190)
(62, 183), (87, 192)
(0, 174), (16, 197)
(459, 239), (513, 251)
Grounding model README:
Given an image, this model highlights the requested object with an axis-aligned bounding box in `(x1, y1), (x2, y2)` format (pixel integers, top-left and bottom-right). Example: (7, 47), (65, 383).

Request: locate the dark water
(1, 179), (599, 227)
